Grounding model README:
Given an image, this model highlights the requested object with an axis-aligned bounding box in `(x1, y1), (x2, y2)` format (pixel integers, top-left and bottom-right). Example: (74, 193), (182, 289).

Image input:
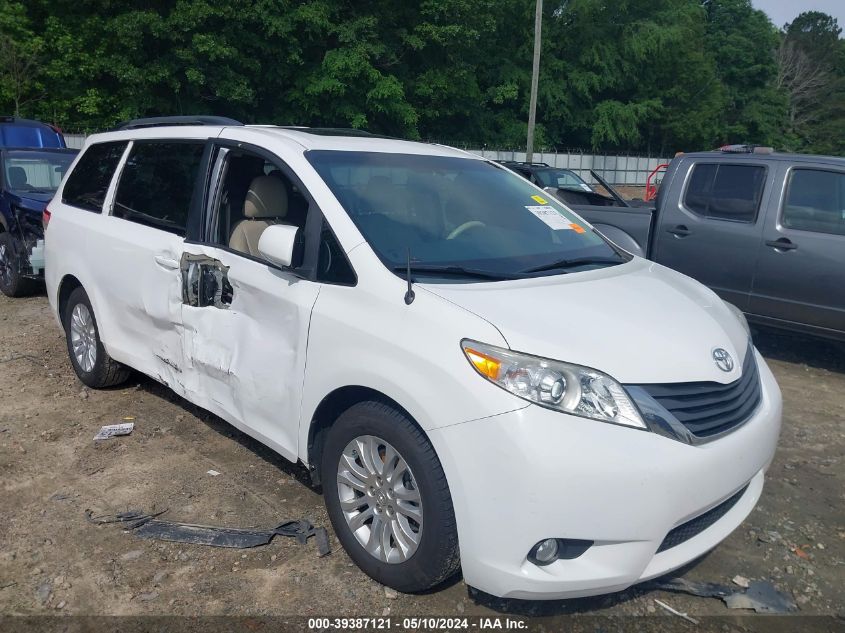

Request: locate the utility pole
(526, 0), (543, 163)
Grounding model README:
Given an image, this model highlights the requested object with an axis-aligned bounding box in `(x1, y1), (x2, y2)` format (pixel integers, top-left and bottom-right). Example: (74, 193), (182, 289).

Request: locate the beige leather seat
(229, 175), (289, 257)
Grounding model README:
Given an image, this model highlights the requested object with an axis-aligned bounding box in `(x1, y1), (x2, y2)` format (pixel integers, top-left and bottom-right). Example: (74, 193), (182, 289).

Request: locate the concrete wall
(64, 133), (87, 150)
(468, 149), (671, 186)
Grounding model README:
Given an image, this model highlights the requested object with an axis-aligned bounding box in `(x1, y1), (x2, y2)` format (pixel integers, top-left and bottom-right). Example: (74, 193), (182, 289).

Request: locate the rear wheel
(0, 232), (38, 297)
(63, 286), (130, 388)
(322, 401), (460, 593)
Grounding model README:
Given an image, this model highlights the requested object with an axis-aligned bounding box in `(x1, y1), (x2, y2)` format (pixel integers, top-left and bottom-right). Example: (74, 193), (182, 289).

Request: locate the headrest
(8, 166), (28, 188)
(244, 175), (288, 219)
(361, 176), (396, 212)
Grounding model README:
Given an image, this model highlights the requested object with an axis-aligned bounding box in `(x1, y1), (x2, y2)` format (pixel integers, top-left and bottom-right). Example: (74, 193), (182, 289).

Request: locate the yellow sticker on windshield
(531, 194), (548, 204)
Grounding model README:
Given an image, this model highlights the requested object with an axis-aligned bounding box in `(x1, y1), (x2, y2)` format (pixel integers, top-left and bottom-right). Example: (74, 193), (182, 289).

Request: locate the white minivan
(45, 118), (782, 600)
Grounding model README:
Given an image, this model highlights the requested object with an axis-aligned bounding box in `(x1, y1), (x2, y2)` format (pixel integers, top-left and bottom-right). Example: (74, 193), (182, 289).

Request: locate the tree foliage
(0, 1), (43, 115)
(779, 11), (845, 154)
(0, 0), (843, 155)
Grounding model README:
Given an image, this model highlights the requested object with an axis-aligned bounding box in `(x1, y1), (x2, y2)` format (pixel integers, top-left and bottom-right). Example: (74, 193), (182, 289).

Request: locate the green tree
(779, 11), (845, 154)
(1, 0), (839, 156)
(537, 0), (725, 152)
(701, 0), (786, 147)
(24, 0), (517, 137)
(0, 1), (44, 116)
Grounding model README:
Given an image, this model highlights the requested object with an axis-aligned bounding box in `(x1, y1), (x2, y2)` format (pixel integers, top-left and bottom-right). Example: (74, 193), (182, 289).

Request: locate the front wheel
(0, 232), (38, 297)
(322, 401), (460, 593)
(63, 286), (130, 388)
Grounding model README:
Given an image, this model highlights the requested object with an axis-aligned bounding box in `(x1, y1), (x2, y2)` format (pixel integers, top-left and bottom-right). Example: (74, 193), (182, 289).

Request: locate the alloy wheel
(336, 434), (423, 563)
(69, 303), (97, 373)
(0, 243), (12, 288)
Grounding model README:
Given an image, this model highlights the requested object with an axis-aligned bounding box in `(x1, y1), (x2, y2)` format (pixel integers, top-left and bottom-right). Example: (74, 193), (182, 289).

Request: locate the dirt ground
(1, 291), (843, 627)
(605, 184), (648, 201)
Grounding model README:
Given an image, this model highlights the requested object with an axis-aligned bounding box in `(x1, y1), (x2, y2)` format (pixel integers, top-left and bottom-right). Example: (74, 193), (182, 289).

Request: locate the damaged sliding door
(96, 140), (207, 390)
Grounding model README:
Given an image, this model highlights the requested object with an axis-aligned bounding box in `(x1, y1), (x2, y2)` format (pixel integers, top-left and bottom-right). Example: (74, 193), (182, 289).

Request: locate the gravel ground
(0, 291), (843, 629)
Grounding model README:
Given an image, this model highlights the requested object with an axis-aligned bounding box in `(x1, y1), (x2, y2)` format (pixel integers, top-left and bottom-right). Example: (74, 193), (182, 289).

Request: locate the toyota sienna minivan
(45, 117), (782, 599)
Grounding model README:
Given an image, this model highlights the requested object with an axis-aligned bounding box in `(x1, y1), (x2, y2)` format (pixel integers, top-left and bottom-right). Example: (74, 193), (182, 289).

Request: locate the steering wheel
(447, 220), (486, 240)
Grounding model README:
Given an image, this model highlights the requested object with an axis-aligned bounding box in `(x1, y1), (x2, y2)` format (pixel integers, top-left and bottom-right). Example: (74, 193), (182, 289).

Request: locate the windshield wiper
(391, 264), (523, 281)
(521, 256), (625, 274)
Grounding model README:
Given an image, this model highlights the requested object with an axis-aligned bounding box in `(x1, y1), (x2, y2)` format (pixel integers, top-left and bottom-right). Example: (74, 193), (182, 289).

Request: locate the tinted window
(783, 169), (845, 236)
(62, 141), (128, 212)
(113, 142), (205, 236)
(684, 163), (765, 222)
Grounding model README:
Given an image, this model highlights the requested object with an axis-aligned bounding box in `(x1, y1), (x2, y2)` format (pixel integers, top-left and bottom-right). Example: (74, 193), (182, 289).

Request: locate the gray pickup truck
(559, 149), (845, 342)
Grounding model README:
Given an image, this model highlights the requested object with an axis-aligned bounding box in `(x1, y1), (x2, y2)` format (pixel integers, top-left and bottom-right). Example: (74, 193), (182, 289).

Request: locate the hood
(7, 191), (52, 214)
(420, 258), (749, 385)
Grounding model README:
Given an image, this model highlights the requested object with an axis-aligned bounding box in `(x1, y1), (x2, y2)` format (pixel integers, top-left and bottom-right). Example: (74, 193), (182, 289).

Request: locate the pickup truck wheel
(322, 401), (460, 593)
(63, 287), (130, 388)
(0, 232), (37, 297)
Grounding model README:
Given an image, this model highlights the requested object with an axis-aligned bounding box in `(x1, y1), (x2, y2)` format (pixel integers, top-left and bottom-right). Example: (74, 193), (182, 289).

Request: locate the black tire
(63, 286), (130, 388)
(322, 400), (460, 593)
(0, 232), (38, 298)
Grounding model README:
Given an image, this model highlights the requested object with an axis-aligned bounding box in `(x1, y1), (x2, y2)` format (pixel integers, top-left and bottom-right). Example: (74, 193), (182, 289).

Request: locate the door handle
(154, 255), (179, 270)
(765, 238), (797, 252)
(667, 225), (691, 237)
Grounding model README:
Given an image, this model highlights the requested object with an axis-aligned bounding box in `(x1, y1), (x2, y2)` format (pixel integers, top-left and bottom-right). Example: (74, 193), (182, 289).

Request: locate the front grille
(632, 346), (761, 438)
(657, 484), (748, 552)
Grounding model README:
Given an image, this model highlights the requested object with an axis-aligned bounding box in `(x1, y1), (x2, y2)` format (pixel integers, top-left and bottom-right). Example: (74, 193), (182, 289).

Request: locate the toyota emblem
(712, 348), (734, 372)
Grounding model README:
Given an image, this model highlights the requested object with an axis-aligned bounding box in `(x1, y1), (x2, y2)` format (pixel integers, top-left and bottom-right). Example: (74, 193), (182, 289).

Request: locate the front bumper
(8, 209), (46, 278)
(428, 350), (782, 600)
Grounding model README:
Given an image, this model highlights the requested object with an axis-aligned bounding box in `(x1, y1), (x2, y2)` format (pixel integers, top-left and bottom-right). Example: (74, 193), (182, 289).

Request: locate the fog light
(528, 538), (594, 566)
(530, 538), (559, 565)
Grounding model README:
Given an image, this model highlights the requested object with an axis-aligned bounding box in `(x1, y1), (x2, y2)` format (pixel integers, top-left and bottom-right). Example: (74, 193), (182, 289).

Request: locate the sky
(751, 0), (845, 31)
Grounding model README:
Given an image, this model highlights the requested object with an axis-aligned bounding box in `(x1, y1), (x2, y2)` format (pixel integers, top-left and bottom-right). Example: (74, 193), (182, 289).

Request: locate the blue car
(0, 147), (77, 296)
(0, 116), (67, 149)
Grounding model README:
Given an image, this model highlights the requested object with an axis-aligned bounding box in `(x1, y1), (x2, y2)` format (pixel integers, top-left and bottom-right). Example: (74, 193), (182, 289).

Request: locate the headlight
(724, 302), (750, 337)
(461, 340), (646, 429)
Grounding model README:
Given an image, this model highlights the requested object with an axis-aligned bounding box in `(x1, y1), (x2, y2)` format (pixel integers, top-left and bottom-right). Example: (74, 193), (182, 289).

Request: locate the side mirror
(258, 224), (299, 268)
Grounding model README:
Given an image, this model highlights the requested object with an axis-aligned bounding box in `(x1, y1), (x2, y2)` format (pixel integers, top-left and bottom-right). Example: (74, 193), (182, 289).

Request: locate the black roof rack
(499, 161), (551, 168)
(496, 159), (550, 167)
(278, 126), (384, 138)
(113, 116), (244, 131)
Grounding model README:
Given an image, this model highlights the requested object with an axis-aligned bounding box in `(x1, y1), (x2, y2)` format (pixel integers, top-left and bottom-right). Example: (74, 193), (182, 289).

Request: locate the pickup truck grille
(633, 346), (761, 438)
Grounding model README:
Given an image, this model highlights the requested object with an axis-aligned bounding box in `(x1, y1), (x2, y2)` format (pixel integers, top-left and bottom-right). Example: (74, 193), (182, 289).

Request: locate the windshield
(3, 151), (75, 193)
(307, 151), (628, 280)
(534, 168), (591, 190)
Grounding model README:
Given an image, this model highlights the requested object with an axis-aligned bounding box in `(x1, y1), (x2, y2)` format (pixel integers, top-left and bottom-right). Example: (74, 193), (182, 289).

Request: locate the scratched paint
(176, 242), (320, 463)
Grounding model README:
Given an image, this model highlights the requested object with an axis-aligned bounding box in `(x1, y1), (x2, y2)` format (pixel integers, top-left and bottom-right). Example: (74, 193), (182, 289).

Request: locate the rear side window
(62, 141), (128, 212)
(113, 141), (205, 236)
(782, 169), (845, 236)
(684, 163), (766, 223)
